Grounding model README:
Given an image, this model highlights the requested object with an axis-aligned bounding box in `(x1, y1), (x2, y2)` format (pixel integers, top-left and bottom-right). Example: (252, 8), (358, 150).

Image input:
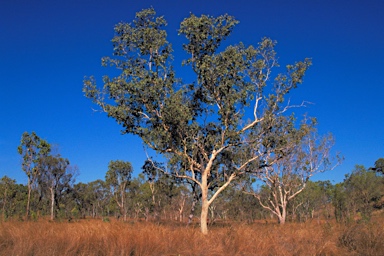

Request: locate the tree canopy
(84, 7), (316, 234)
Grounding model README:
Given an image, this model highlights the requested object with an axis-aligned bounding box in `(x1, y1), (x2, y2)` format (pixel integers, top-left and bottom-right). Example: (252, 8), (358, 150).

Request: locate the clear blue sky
(1, 0), (383, 184)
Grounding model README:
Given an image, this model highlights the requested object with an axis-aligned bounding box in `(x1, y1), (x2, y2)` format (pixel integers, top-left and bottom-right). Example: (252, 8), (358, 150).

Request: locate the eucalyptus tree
(38, 155), (73, 220)
(141, 159), (163, 220)
(246, 127), (340, 224)
(105, 160), (133, 221)
(17, 132), (51, 219)
(84, 8), (312, 234)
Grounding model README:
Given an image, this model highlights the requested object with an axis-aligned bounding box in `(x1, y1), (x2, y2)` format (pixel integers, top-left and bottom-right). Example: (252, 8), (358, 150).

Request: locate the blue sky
(1, 0), (383, 184)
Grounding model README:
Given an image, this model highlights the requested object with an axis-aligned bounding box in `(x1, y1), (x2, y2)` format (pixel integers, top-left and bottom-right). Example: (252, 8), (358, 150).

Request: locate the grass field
(0, 218), (383, 255)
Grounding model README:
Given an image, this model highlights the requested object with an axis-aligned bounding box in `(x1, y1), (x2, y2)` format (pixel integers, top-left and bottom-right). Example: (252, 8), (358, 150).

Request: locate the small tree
(84, 8), (312, 234)
(246, 126), (340, 224)
(0, 176), (17, 220)
(17, 132), (51, 219)
(332, 182), (350, 223)
(344, 165), (383, 220)
(39, 155), (73, 220)
(105, 160), (133, 221)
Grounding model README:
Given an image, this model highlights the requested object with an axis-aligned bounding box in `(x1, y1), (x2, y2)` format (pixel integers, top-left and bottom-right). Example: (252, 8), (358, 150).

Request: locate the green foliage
(70, 207), (80, 219)
(332, 182), (349, 222)
(344, 165), (383, 220)
(18, 132), (51, 183)
(18, 131), (51, 219)
(106, 160), (133, 189)
(333, 163), (384, 223)
(0, 176), (23, 221)
(105, 160), (133, 220)
(84, 7), (314, 233)
(249, 126), (338, 224)
(215, 185), (265, 222)
(83, 7), (312, 175)
(73, 180), (111, 218)
(38, 154), (73, 220)
(372, 158), (384, 175)
(290, 180), (334, 222)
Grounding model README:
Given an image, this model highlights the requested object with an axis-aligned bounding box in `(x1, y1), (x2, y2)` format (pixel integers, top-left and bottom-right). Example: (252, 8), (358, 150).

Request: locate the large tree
(17, 131), (51, 219)
(84, 8), (312, 234)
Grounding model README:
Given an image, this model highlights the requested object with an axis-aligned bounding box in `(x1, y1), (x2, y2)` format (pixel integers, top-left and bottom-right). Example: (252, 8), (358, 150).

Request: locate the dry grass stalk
(1, 218), (380, 255)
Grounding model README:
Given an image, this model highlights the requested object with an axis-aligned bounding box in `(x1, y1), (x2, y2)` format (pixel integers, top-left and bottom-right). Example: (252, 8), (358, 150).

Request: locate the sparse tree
(84, 8), (312, 233)
(246, 127), (340, 224)
(105, 160), (133, 221)
(17, 132), (51, 219)
(142, 159), (163, 220)
(38, 155), (73, 220)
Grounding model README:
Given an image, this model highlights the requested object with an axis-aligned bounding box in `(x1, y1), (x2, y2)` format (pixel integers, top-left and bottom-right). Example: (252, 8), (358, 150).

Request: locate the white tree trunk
(200, 171), (209, 235)
(50, 187), (55, 221)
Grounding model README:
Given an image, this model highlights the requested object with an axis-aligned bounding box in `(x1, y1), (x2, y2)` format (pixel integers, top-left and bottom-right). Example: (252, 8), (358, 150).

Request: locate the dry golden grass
(0, 218), (382, 256)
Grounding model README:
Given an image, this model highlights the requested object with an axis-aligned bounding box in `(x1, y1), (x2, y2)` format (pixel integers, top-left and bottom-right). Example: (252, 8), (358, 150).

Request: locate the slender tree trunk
(149, 182), (158, 221)
(50, 187), (55, 221)
(121, 189), (126, 221)
(188, 184), (199, 225)
(178, 196), (185, 222)
(200, 171), (209, 235)
(188, 196), (197, 225)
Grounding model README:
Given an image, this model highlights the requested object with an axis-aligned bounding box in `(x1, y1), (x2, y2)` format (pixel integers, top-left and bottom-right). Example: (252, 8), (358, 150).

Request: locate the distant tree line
(1, 132), (383, 224)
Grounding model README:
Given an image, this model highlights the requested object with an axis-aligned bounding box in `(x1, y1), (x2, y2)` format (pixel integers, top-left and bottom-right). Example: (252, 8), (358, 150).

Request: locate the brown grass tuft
(338, 221), (384, 256)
